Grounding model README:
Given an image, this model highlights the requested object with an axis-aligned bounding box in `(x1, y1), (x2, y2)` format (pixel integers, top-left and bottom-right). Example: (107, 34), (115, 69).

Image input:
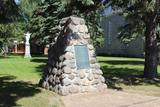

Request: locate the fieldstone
(68, 74), (75, 80)
(69, 63), (76, 69)
(73, 78), (81, 85)
(54, 85), (59, 93)
(61, 74), (67, 79)
(59, 86), (69, 96)
(68, 24), (79, 33)
(91, 79), (99, 85)
(78, 25), (88, 33)
(85, 69), (90, 73)
(55, 77), (60, 83)
(60, 17), (69, 25)
(47, 67), (52, 74)
(87, 73), (94, 81)
(40, 16), (107, 96)
(96, 70), (103, 75)
(89, 51), (96, 57)
(63, 60), (68, 66)
(64, 52), (74, 60)
(95, 63), (101, 69)
(70, 16), (85, 25)
(42, 81), (47, 88)
(99, 76), (105, 83)
(69, 86), (79, 93)
(90, 58), (97, 64)
(92, 69), (97, 74)
(65, 46), (74, 52)
(62, 78), (72, 86)
(63, 67), (72, 74)
(69, 59), (76, 65)
(49, 86), (54, 91)
(94, 74), (99, 79)
(58, 62), (63, 68)
(95, 84), (107, 92)
(59, 56), (64, 61)
(52, 68), (58, 74)
(56, 62), (59, 67)
(57, 70), (62, 75)
(90, 64), (100, 69)
(80, 40), (88, 45)
(83, 34), (90, 39)
(49, 75), (54, 83)
(82, 79), (90, 86)
(88, 44), (94, 50)
(79, 71), (86, 79)
(73, 70), (78, 74)
(80, 19), (85, 25)
(90, 64), (95, 69)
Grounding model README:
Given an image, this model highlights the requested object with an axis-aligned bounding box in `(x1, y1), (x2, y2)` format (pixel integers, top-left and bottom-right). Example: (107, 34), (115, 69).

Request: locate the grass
(0, 55), (160, 106)
(0, 55), (63, 107)
(97, 56), (160, 96)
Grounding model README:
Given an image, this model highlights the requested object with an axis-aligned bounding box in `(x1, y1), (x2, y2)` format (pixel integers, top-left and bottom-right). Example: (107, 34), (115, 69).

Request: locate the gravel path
(62, 89), (160, 107)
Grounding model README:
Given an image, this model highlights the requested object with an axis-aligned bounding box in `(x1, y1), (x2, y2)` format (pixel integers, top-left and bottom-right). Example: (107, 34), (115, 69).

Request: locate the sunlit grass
(0, 55), (63, 107)
(0, 55), (160, 107)
(97, 56), (160, 97)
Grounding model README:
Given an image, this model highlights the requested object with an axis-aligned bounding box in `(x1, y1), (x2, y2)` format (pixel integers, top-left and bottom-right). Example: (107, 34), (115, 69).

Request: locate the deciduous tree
(111, 0), (160, 79)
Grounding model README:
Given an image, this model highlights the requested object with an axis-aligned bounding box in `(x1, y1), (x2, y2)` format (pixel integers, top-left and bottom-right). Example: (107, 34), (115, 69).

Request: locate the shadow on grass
(30, 57), (47, 75)
(0, 56), (14, 59)
(0, 75), (41, 107)
(31, 58), (48, 63)
(35, 64), (46, 75)
(100, 60), (144, 65)
(100, 60), (160, 90)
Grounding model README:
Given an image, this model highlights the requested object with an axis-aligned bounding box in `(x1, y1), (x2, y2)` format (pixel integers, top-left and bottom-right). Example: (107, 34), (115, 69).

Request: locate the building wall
(97, 14), (144, 57)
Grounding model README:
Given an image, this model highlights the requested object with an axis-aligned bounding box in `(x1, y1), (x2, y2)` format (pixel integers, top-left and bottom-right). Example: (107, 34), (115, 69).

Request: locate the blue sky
(14, 0), (21, 5)
(102, 6), (112, 16)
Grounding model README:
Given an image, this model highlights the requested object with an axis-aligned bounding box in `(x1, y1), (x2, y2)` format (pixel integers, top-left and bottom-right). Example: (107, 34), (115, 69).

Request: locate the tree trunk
(144, 12), (158, 79)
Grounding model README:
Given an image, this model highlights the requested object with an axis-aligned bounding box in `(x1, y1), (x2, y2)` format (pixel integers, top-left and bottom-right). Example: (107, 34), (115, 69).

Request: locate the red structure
(11, 43), (25, 54)
(11, 43), (45, 55)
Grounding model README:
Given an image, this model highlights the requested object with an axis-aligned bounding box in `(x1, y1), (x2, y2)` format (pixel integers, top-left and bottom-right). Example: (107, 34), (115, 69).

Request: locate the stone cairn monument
(24, 32), (31, 58)
(39, 16), (107, 95)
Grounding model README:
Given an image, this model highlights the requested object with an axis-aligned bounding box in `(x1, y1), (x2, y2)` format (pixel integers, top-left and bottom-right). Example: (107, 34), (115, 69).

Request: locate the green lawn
(0, 55), (160, 107)
(0, 55), (63, 107)
(98, 56), (160, 96)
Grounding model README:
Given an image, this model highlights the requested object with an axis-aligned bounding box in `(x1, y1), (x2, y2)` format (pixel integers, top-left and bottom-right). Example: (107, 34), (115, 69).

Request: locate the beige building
(97, 14), (144, 57)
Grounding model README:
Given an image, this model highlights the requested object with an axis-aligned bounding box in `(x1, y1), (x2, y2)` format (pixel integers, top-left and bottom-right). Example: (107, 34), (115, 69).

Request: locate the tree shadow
(0, 75), (41, 107)
(35, 64), (46, 75)
(31, 58), (48, 63)
(30, 57), (48, 75)
(0, 56), (13, 59)
(100, 60), (144, 65)
(100, 60), (160, 90)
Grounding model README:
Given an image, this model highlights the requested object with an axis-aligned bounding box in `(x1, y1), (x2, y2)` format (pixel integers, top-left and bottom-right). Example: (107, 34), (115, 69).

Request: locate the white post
(14, 40), (18, 53)
(24, 32), (31, 58)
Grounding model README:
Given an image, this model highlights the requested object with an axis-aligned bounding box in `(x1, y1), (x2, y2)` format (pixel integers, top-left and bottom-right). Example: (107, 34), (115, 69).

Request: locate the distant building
(97, 6), (144, 57)
(10, 41), (45, 55)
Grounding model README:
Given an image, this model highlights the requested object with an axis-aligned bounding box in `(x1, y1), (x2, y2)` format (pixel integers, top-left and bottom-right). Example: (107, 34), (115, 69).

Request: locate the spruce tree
(29, 0), (104, 47)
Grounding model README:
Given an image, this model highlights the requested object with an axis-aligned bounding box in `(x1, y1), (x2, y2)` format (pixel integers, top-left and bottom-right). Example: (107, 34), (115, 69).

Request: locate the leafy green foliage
(29, 0), (104, 47)
(0, 0), (19, 23)
(111, 0), (160, 44)
(110, 0), (159, 78)
(0, 0), (40, 56)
